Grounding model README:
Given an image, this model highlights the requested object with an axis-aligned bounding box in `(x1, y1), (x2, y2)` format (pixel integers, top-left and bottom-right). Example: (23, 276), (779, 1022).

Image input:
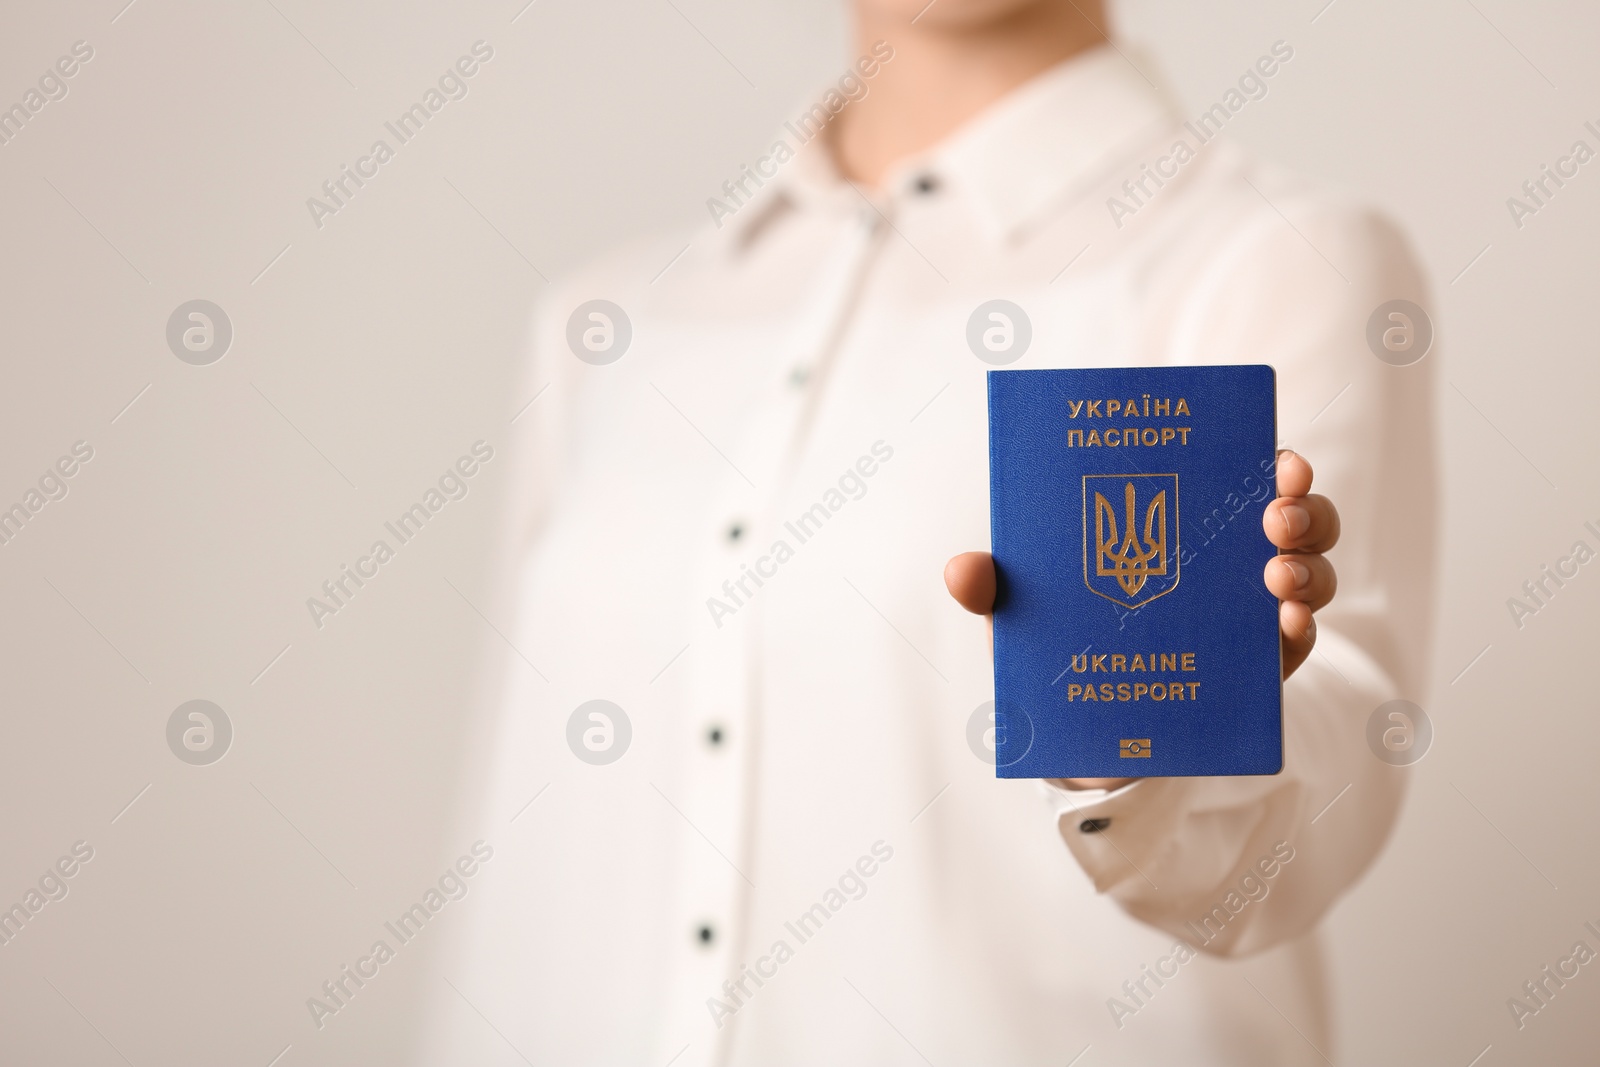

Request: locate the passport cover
(987, 365), (1282, 778)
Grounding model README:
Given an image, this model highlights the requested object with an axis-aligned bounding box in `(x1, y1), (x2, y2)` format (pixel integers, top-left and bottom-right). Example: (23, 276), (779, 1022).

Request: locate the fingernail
(1280, 558), (1310, 589)
(1279, 504), (1310, 539)
(1283, 605), (1316, 642)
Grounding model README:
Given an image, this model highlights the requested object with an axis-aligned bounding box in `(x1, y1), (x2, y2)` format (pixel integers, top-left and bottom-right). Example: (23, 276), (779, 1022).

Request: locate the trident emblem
(1083, 474), (1179, 608)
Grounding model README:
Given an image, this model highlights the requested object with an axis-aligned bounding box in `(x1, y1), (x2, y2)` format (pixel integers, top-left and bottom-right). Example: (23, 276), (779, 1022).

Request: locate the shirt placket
(654, 195), (893, 1067)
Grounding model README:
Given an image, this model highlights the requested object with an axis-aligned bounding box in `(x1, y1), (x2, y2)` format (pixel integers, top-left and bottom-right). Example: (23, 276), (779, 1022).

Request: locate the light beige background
(0, 0), (1595, 1064)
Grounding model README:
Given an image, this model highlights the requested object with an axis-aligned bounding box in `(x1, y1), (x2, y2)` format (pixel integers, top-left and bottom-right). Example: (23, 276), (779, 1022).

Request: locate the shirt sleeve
(1045, 187), (1437, 958)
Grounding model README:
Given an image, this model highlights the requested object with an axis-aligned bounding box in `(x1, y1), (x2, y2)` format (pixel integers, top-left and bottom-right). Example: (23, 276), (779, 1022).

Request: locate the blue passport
(987, 365), (1282, 779)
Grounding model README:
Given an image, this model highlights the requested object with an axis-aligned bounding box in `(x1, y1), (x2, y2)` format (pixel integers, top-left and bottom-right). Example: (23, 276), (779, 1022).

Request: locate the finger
(1263, 493), (1340, 554)
(1280, 600), (1316, 679)
(1275, 449), (1313, 498)
(1263, 552), (1337, 612)
(945, 552), (996, 616)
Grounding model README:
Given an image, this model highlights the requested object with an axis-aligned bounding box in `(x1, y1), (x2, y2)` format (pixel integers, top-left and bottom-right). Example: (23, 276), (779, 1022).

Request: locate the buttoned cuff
(1038, 769), (1291, 897)
(1039, 777), (1180, 894)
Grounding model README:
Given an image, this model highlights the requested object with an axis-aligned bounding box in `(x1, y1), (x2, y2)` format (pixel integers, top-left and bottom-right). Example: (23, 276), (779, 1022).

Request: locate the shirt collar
(916, 45), (1176, 241)
(720, 44), (1176, 249)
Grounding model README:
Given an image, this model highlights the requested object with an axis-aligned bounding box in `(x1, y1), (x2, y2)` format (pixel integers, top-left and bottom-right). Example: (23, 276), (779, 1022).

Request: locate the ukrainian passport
(986, 365), (1282, 779)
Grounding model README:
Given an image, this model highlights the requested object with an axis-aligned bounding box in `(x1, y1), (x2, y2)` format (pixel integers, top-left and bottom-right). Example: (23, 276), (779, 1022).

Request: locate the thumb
(945, 552), (996, 615)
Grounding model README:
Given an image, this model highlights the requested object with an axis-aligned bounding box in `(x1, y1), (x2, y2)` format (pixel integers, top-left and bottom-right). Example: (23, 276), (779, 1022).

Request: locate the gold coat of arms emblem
(1083, 474), (1180, 608)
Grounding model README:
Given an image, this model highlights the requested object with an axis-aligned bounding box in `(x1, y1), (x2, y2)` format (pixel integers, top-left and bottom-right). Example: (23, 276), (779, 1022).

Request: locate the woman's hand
(944, 449), (1339, 789)
(1259, 450), (1339, 679)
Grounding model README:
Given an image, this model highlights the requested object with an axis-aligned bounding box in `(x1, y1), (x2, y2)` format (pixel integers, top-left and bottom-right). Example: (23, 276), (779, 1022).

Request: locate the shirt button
(1079, 818), (1112, 834)
(705, 723), (726, 748)
(725, 522), (744, 543)
(696, 923), (716, 947)
(912, 173), (939, 195)
(788, 365), (810, 388)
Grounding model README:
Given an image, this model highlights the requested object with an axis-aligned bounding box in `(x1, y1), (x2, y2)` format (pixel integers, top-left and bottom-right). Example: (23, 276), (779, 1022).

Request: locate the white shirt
(426, 45), (1436, 1067)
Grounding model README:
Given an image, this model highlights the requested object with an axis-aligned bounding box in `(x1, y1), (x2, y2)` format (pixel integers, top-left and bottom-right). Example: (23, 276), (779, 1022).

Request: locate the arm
(946, 204), (1435, 956)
